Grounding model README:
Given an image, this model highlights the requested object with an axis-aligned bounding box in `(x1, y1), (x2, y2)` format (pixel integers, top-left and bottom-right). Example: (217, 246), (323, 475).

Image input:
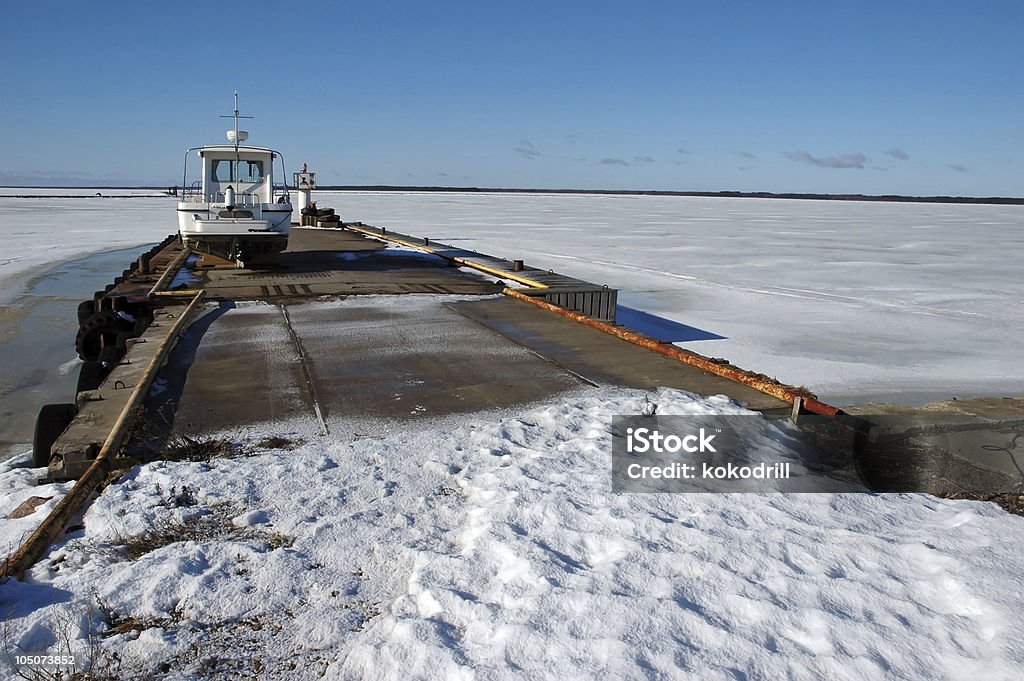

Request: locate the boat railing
(181, 181), (204, 203)
(213, 191), (263, 207)
(180, 189), (265, 207)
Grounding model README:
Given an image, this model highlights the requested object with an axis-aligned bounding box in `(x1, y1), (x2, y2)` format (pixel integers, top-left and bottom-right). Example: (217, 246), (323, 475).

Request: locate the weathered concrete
(136, 226), (795, 439)
(152, 302), (313, 436)
(159, 297), (588, 435)
(838, 397), (1024, 493)
(450, 297), (792, 414)
(51, 300), (200, 479)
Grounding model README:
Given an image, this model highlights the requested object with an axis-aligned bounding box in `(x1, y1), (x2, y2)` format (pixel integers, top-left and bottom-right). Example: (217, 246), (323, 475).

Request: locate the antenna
(220, 91), (253, 186)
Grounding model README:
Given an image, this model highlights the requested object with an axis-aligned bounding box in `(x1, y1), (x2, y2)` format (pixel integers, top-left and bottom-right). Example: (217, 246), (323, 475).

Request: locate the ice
(0, 191), (174, 304)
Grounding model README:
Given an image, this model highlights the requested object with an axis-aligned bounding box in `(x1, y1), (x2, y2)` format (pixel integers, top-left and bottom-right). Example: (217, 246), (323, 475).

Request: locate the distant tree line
(316, 186), (1024, 205)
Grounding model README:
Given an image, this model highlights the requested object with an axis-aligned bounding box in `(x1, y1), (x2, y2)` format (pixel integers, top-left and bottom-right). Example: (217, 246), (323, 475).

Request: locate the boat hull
(177, 203), (292, 265)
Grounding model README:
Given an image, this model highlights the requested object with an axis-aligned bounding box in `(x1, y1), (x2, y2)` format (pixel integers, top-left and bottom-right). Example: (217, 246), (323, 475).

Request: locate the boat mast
(221, 91), (252, 188)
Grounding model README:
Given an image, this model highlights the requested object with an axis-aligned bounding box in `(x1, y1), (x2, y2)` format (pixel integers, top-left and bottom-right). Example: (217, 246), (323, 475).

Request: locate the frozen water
(321, 191), (1024, 404)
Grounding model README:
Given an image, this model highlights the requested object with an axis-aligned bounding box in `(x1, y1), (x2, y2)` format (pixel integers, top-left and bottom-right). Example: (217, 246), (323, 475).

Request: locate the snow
(3, 387), (1023, 679)
(1, 190), (1023, 679)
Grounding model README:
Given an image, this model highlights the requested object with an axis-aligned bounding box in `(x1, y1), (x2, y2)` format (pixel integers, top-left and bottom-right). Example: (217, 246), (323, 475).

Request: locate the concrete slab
(839, 397), (1024, 493)
(156, 296), (587, 437)
(285, 296), (586, 421)
(155, 302), (313, 436)
(449, 297), (792, 414)
(83, 229), (792, 467)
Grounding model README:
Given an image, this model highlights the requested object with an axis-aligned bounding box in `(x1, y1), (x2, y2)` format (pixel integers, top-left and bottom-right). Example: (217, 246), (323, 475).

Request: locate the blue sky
(1, 0), (1021, 195)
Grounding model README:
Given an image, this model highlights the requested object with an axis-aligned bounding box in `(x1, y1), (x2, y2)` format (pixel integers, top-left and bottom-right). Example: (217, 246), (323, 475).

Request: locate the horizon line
(2, 184), (1022, 205)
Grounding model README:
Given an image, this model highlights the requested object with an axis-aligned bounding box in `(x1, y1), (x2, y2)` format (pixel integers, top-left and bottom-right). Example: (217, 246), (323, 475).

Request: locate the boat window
(210, 160), (264, 183)
(212, 160), (234, 182)
(239, 160), (264, 183)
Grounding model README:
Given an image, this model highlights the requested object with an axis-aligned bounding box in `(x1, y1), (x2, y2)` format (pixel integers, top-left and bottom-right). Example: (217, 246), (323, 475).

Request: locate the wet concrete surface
(150, 301), (313, 437)
(160, 297), (589, 437)
(450, 297), (792, 414)
(156, 291), (798, 442)
(147, 228), (791, 439)
(0, 245), (153, 461)
(287, 297), (587, 420)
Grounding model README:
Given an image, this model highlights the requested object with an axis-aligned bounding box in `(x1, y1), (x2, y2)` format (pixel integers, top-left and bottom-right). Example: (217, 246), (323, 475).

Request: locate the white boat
(177, 94), (292, 265)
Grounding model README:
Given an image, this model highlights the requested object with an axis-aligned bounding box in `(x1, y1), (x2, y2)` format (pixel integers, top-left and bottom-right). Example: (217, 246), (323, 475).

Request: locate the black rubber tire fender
(98, 344), (125, 366)
(33, 403), (77, 468)
(77, 300), (95, 324)
(113, 331), (135, 352)
(76, 360), (109, 393)
(76, 312), (131, 362)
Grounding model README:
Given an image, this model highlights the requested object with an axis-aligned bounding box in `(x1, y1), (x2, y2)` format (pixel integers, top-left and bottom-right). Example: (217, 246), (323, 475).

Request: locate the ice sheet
(320, 191), (1024, 404)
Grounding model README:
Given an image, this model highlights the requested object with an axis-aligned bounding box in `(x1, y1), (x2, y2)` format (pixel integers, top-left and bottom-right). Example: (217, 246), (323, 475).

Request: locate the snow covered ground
(1, 190), (1023, 679)
(3, 386), (1023, 680)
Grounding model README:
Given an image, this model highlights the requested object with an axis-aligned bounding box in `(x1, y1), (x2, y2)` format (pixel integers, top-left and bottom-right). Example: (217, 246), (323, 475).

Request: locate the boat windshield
(211, 159), (264, 183)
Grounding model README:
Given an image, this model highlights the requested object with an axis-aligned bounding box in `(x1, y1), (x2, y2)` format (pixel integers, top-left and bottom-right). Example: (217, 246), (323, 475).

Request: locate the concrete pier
(149, 226), (791, 439)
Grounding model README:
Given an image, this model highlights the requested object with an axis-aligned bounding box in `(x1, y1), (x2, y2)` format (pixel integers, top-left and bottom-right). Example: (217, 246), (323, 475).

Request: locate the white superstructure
(177, 94), (292, 265)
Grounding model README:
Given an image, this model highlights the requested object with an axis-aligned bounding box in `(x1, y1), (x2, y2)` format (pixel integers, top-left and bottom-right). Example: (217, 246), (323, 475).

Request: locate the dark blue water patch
(615, 306), (725, 343)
